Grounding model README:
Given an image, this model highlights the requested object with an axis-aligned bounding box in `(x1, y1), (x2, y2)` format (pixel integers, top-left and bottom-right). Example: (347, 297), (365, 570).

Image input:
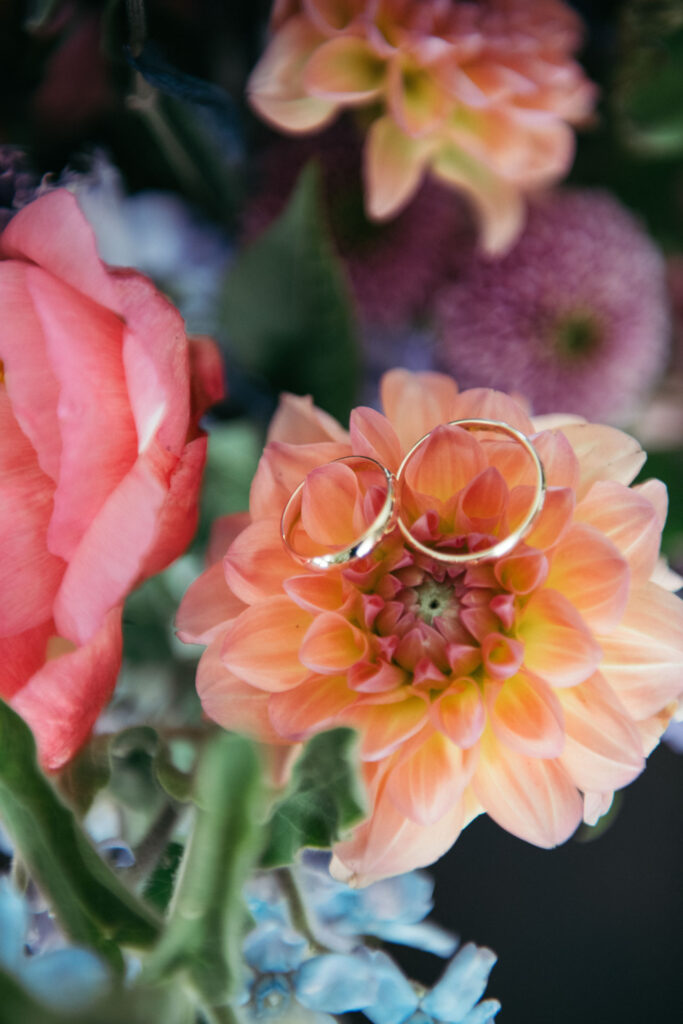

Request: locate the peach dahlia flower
(178, 370), (683, 884)
(248, 0), (597, 252)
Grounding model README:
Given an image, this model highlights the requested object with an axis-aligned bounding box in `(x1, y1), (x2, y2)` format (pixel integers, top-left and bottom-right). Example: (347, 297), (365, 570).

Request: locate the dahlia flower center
(414, 577), (457, 626)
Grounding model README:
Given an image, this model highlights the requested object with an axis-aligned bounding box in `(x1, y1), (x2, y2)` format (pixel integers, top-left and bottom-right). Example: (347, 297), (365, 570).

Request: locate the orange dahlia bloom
(178, 371), (683, 884)
(248, 0), (597, 252)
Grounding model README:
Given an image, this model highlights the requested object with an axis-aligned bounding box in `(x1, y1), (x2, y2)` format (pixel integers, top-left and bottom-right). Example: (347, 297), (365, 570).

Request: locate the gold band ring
(281, 455), (397, 570)
(395, 418), (546, 564)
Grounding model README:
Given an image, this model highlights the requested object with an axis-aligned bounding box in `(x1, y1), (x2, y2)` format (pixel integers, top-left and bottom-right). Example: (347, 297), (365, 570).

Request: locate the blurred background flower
(434, 189), (670, 424)
(248, 0), (597, 252)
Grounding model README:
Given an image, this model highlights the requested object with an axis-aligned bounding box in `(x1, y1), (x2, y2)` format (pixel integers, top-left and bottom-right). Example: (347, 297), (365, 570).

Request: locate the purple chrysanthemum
(435, 189), (670, 424)
(245, 120), (474, 329)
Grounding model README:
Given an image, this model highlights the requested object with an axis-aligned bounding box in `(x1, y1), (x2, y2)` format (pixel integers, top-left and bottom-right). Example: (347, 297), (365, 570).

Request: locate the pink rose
(0, 190), (224, 769)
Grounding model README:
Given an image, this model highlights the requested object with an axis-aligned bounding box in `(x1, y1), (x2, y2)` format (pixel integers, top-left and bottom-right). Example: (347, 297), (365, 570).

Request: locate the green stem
(276, 867), (329, 955)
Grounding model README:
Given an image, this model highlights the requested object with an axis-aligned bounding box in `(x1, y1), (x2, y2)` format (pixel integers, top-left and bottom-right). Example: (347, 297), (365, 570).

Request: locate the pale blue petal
(0, 878), (28, 971)
(459, 999), (501, 1024)
(244, 922), (308, 973)
(371, 920), (458, 958)
(295, 953), (378, 1013)
(421, 944), (497, 1023)
(359, 950), (419, 1024)
(22, 948), (110, 1011)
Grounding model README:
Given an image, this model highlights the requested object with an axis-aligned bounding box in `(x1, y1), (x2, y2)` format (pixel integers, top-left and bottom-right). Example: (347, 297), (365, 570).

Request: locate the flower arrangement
(0, 2), (681, 1023)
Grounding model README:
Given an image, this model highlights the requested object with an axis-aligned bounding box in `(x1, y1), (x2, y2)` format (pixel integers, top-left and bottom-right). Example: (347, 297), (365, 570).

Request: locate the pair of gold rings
(280, 418), (546, 570)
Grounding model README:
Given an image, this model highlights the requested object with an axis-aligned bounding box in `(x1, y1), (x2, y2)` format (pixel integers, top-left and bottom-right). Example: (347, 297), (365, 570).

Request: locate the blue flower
(295, 852), (457, 957)
(0, 877), (110, 1012)
(239, 914), (396, 1022)
(359, 943), (500, 1024)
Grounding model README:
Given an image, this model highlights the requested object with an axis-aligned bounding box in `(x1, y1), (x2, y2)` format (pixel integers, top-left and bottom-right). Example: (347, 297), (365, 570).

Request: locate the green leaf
(141, 733), (265, 1005)
(261, 728), (366, 869)
(142, 841), (185, 913)
(220, 163), (360, 422)
(0, 701), (160, 965)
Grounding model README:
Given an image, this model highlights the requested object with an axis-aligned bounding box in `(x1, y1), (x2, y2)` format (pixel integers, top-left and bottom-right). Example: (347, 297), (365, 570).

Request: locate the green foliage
(142, 733), (264, 1006)
(614, 0), (683, 156)
(142, 841), (185, 913)
(221, 163), (360, 422)
(0, 701), (160, 968)
(261, 728), (367, 869)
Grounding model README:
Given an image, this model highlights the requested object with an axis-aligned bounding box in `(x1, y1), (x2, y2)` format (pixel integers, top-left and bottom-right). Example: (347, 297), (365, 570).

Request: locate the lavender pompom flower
(435, 190), (670, 424)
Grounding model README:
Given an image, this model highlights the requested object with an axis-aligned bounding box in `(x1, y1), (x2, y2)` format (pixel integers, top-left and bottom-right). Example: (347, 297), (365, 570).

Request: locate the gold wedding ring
(395, 418), (546, 564)
(281, 455), (397, 570)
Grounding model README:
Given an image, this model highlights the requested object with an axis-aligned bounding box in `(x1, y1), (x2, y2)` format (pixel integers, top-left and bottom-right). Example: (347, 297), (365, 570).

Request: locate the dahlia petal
(267, 393), (348, 445)
(547, 523), (630, 633)
(487, 672), (565, 758)
(331, 763), (464, 884)
(531, 429), (580, 490)
(403, 424), (487, 504)
(284, 573), (346, 612)
(221, 596), (313, 691)
(650, 558), (683, 592)
(364, 115), (430, 221)
(520, 486), (575, 551)
(350, 407), (403, 474)
(0, 190), (118, 310)
(0, 621), (53, 701)
(386, 730), (474, 826)
(432, 145), (524, 255)
(583, 790), (613, 827)
(460, 467), (508, 525)
(634, 478), (668, 528)
(432, 677), (485, 748)
(206, 512), (251, 566)
(0, 392), (64, 637)
(0, 262), (61, 481)
(52, 447), (169, 645)
(268, 674), (357, 739)
(517, 588), (602, 687)
(575, 480), (663, 585)
(197, 636), (282, 742)
(25, 266), (137, 562)
(304, 36), (385, 101)
(481, 633), (525, 681)
(344, 694), (428, 760)
(472, 727), (583, 848)
(380, 368), (460, 452)
(300, 611), (368, 672)
(599, 582), (683, 718)
(557, 672), (644, 792)
(176, 560), (246, 645)
(224, 516), (299, 604)
(301, 461), (366, 547)
(247, 16), (337, 133)
(558, 423), (646, 499)
(449, 388), (534, 435)
(11, 607), (122, 771)
(249, 440), (351, 522)
(495, 549), (548, 595)
(387, 59), (449, 137)
(349, 658), (407, 693)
